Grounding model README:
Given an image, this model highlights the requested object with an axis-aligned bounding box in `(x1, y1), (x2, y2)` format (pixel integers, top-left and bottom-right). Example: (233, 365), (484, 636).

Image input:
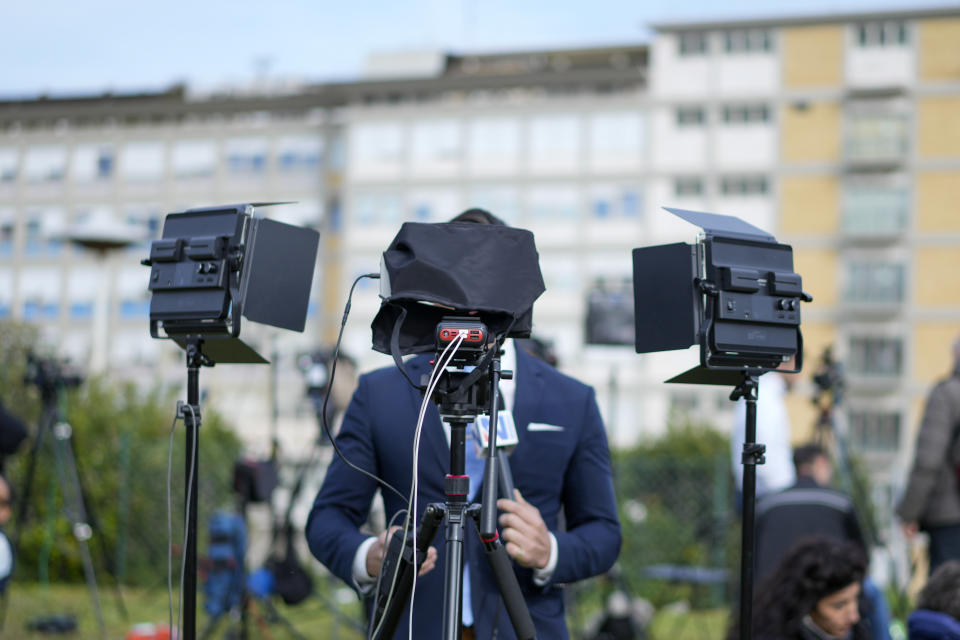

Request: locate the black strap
(389, 305), (425, 392)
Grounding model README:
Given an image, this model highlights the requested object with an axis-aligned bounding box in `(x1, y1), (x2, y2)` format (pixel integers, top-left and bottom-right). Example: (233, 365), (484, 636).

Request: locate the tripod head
(424, 317), (500, 425)
(23, 354), (83, 402)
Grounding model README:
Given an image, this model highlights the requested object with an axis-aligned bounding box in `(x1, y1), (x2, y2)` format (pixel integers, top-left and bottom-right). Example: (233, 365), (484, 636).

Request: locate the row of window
(349, 112), (646, 171)
(0, 136), (324, 184)
(675, 104), (772, 127)
(677, 20), (910, 57)
(673, 175), (770, 197)
(678, 29), (774, 56)
(350, 185), (644, 226)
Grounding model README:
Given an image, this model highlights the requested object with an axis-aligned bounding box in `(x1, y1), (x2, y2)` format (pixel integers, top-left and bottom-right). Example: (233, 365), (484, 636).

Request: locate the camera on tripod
(23, 354), (84, 392)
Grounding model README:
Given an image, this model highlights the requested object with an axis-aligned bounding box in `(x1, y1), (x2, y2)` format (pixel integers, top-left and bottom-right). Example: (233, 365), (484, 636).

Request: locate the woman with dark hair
(908, 559), (960, 639)
(730, 537), (870, 640)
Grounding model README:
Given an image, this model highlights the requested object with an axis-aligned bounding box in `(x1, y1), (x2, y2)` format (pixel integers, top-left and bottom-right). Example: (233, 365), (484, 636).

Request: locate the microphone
(471, 412), (519, 501)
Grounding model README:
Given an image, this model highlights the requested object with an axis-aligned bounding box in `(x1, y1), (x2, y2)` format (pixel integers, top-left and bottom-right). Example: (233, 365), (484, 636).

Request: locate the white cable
(409, 334), (463, 639)
(178, 404), (199, 639)
(368, 334), (463, 640)
(165, 409), (179, 640)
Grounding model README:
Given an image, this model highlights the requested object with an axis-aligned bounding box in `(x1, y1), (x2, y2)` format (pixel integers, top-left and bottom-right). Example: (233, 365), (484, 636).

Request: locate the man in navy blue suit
(306, 330), (621, 639)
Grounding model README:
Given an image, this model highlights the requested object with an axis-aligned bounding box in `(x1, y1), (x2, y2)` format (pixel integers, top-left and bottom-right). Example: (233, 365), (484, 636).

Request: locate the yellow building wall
(913, 321), (960, 384)
(779, 176), (839, 233)
(781, 25), (844, 88)
(781, 102), (841, 163)
(913, 248), (960, 307)
(916, 170), (960, 232)
(918, 18), (960, 81)
(917, 97), (960, 158)
(793, 248), (838, 308)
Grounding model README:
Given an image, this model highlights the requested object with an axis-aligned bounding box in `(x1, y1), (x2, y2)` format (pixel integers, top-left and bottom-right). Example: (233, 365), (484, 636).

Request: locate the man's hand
(497, 489), (551, 569)
(365, 525), (438, 578)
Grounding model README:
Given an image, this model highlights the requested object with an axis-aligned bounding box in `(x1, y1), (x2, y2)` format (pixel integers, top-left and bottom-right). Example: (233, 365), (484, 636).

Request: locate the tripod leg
(52, 421), (106, 640)
(441, 514), (466, 640)
(470, 513), (536, 640)
(66, 428), (128, 619)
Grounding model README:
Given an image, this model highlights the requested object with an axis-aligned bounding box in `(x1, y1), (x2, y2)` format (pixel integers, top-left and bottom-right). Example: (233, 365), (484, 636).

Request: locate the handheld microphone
(471, 412), (519, 501)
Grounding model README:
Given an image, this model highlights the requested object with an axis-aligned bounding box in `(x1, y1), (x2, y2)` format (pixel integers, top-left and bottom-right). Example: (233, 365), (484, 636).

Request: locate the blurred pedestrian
(754, 444), (890, 639)
(897, 332), (960, 575)
(730, 537), (870, 640)
(0, 474), (13, 593)
(906, 559), (960, 639)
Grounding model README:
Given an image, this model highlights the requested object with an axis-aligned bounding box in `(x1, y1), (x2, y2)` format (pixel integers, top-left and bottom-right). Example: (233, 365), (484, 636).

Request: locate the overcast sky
(3, 0), (950, 98)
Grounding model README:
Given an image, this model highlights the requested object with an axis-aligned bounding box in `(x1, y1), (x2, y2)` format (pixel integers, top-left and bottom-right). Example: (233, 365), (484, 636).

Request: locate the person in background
(0, 475), (14, 594)
(897, 333), (960, 575)
(733, 537), (870, 640)
(907, 559), (960, 639)
(754, 444), (890, 640)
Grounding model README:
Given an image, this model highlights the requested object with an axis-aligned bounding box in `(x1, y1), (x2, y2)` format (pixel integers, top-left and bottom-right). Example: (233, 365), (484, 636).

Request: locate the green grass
(3, 582), (731, 640)
(648, 609), (729, 640)
(3, 582), (365, 639)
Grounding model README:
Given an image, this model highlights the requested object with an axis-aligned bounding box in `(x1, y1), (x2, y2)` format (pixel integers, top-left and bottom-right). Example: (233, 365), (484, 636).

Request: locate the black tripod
(372, 354), (536, 640)
(5, 366), (112, 638)
(731, 369), (764, 640)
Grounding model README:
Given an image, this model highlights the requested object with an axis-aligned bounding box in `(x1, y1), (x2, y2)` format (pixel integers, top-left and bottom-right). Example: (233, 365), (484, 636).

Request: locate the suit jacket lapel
(512, 349), (544, 439)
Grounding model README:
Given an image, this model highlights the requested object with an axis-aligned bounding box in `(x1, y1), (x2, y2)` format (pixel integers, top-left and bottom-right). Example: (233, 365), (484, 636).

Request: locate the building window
(0, 209), (14, 258)
(23, 300), (60, 320)
(467, 186), (519, 224)
(121, 141), (165, 182)
(276, 135), (322, 172)
(724, 29), (773, 53)
(845, 261), (904, 304)
(529, 114), (581, 170)
(411, 120), (461, 170)
(848, 410), (901, 452)
(225, 137), (268, 175)
(23, 146), (67, 183)
(527, 185), (579, 221)
(590, 185), (642, 220)
(351, 190), (403, 227)
(846, 113), (908, 162)
(722, 104), (770, 124)
(72, 145), (114, 182)
(674, 177), (704, 197)
(678, 33), (708, 56)
(842, 184), (908, 235)
(70, 302), (94, 320)
(720, 175), (768, 196)
(407, 188), (460, 223)
(24, 209), (64, 257)
(676, 106), (706, 127)
(848, 336), (902, 377)
(856, 21), (909, 48)
(172, 140), (217, 179)
(0, 148), (19, 182)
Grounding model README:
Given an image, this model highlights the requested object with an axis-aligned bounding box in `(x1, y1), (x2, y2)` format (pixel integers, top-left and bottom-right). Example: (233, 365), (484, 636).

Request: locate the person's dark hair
(918, 560), (960, 620)
(449, 208), (505, 226)
(736, 537), (868, 640)
(792, 443), (828, 473)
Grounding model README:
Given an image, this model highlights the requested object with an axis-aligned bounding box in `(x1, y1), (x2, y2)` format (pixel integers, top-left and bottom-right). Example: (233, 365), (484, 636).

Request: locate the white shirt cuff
(352, 536), (379, 592)
(532, 532), (558, 586)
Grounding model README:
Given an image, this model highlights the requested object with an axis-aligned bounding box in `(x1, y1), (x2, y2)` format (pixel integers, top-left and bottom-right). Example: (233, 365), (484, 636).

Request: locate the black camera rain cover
(371, 222), (545, 355)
